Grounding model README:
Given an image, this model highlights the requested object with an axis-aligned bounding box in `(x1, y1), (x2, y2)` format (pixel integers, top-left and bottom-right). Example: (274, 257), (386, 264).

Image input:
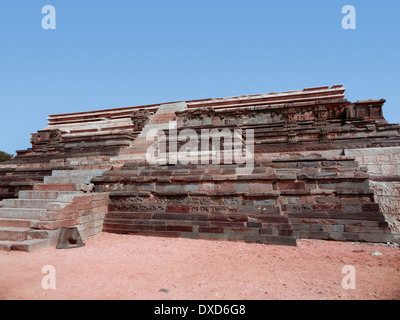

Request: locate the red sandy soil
(0, 232), (399, 300)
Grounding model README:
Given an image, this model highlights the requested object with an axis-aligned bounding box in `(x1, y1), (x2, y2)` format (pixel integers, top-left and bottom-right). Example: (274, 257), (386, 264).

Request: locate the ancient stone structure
(0, 84), (399, 251)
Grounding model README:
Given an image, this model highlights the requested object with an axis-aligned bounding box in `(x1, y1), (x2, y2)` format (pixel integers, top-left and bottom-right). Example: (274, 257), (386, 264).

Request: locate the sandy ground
(0, 232), (399, 300)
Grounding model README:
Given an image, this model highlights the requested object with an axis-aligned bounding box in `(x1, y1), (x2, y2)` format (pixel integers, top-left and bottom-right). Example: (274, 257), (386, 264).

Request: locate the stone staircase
(0, 169), (109, 252)
(0, 103), (188, 252)
(111, 102), (188, 164)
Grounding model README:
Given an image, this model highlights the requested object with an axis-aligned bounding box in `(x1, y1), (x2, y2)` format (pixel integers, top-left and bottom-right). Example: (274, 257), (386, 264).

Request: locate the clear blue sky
(0, 0), (399, 155)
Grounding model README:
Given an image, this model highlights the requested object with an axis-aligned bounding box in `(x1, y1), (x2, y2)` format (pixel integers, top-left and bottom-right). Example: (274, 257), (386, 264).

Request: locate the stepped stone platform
(1, 84), (399, 251)
(0, 170), (108, 251)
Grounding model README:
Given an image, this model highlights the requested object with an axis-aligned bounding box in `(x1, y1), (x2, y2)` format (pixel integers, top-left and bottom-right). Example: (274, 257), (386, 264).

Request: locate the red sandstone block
(90, 200), (110, 208)
(0, 228), (29, 241)
(103, 223), (128, 231)
(180, 232), (200, 240)
(244, 234), (268, 244)
(164, 220), (194, 227)
(259, 228), (275, 235)
(80, 225), (103, 240)
(266, 235), (297, 246)
(127, 224), (154, 231)
(358, 232), (395, 243)
(249, 182), (272, 193)
(361, 203), (380, 211)
(310, 224), (323, 231)
(206, 214), (228, 222)
(217, 182), (235, 192)
(254, 215), (289, 223)
(0, 218), (33, 228)
(77, 202), (93, 210)
(152, 213), (208, 221)
(131, 230), (182, 238)
(72, 195), (93, 204)
(206, 168), (222, 175)
(198, 226), (224, 233)
(154, 225), (167, 231)
(166, 225), (193, 232)
(34, 218), (79, 230)
(344, 226), (390, 233)
(199, 232), (244, 241)
(10, 239), (52, 252)
(278, 229), (294, 236)
(78, 215), (93, 224)
(39, 210), (78, 221)
(247, 221), (262, 228)
(78, 221), (97, 231)
(46, 202), (77, 212)
(108, 212), (153, 220)
(92, 205), (108, 214)
(189, 221), (209, 227)
(78, 209), (94, 217)
(328, 232), (358, 241)
(209, 221), (245, 228)
(278, 182), (305, 191)
(226, 214), (248, 222)
(33, 184), (76, 191)
(308, 231), (329, 239)
(226, 227), (253, 233)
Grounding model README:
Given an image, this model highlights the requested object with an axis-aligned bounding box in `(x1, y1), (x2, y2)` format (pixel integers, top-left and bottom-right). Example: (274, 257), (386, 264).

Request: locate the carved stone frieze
(30, 129), (63, 147)
(131, 109), (150, 131)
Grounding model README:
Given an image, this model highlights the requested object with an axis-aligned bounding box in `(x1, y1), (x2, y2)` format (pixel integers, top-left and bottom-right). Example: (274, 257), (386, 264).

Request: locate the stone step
(119, 146), (153, 153)
(0, 227), (31, 241)
(33, 217), (79, 230)
(0, 208), (48, 219)
(110, 154), (146, 162)
(0, 225), (60, 241)
(33, 183), (77, 191)
(0, 227), (55, 241)
(0, 208), (75, 221)
(44, 176), (93, 185)
(103, 222), (193, 233)
(104, 217), (247, 228)
(0, 238), (55, 252)
(0, 217), (75, 231)
(255, 214), (292, 223)
(2, 199), (65, 209)
(67, 164), (113, 170)
(103, 219), (297, 245)
(19, 190), (82, 200)
(259, 227), (294, 237)
(0, 218), (35, 228)
(51, 169), (106, 178)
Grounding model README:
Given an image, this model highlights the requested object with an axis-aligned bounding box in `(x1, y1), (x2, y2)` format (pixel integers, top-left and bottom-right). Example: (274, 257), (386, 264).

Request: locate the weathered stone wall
(70, 192), (110, 240)
(256, 146), (400, 238)
(2, 84), (399, 249)
(256, 147), (400, 176)
(369, 181), (400, 234)
(93, 155), (395, 244)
